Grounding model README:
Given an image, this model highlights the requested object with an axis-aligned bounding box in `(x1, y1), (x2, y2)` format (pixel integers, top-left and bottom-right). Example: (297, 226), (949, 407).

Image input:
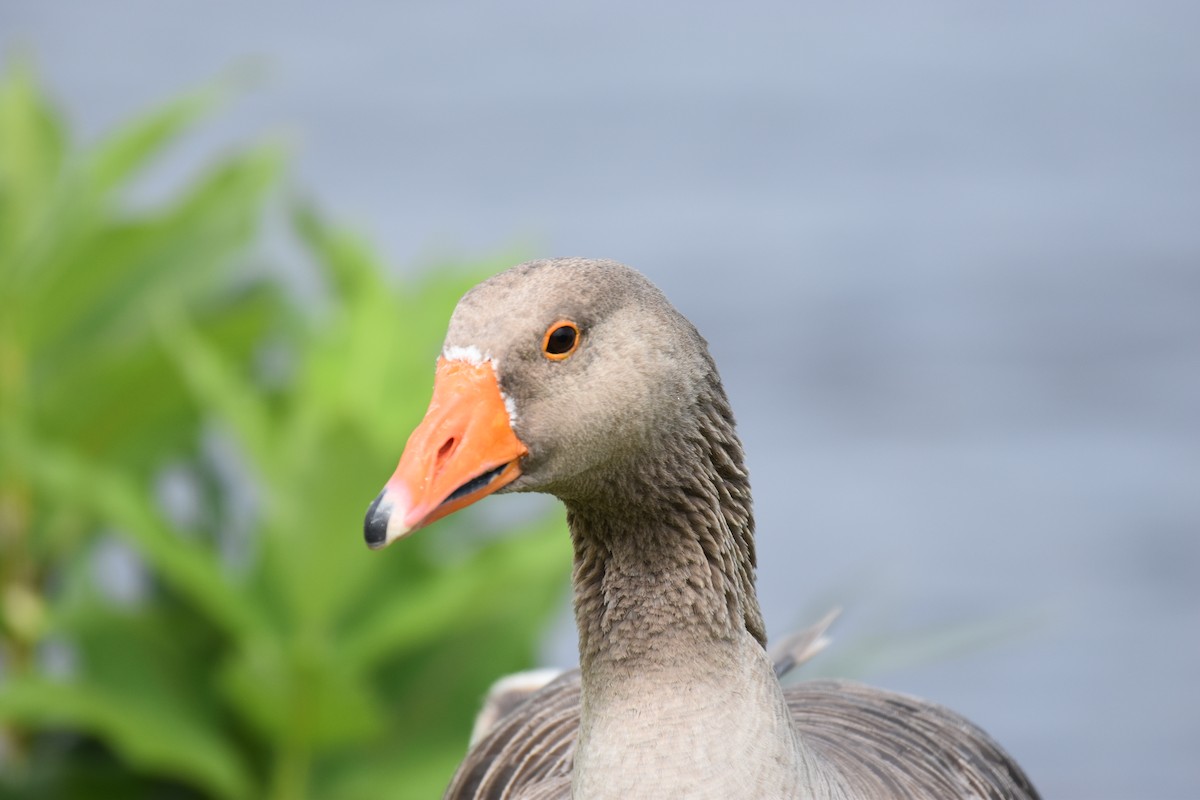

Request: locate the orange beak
(364, 357), (527, 549)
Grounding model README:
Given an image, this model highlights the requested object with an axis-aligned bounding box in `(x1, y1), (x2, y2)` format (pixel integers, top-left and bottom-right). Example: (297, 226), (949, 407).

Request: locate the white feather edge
(442, 344), (489, 366)
(468, 668), (566, 746)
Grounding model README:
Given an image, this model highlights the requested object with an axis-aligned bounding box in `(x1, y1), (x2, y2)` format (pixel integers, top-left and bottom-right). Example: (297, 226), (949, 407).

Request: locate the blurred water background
(3, 2), (1198, 798)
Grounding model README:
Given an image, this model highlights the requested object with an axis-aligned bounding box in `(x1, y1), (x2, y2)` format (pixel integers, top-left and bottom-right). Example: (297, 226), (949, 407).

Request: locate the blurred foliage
(0, 62), (570, 799)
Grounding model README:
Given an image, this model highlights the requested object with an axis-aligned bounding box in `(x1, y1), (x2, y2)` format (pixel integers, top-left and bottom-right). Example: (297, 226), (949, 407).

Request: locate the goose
(364, 258), (1040, 800)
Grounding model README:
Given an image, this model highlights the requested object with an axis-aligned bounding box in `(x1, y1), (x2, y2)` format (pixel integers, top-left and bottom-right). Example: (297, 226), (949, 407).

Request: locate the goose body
(365, 258), (1039, 800)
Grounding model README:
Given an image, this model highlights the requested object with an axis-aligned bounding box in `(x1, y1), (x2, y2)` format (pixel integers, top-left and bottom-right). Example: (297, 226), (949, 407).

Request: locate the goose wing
(787, 679), (1040, 799)
(445, 671), (579, 800)
(446, 673), (1040, 800)
(447, 611), (882, 800)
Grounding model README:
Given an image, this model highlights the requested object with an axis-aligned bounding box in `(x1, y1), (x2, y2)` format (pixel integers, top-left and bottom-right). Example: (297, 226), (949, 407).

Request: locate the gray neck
(565, 374), (765, 671)
(562, 377), (809, 798)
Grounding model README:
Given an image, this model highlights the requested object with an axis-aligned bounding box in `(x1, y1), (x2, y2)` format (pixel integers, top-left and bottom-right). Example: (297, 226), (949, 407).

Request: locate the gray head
(447, 258), (716, 499)
(364, 257), (730, 545)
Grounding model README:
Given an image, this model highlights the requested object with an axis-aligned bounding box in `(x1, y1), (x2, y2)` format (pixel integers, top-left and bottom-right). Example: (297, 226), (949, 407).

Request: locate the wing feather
(446, 632), (1038, 800)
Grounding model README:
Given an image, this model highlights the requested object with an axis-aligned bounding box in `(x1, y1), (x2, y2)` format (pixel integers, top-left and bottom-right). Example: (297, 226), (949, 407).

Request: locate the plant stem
(269, 736), (311, 800)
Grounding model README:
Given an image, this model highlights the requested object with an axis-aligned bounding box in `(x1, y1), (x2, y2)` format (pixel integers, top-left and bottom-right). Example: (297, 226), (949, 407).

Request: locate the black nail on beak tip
(364, 490), (392, 550)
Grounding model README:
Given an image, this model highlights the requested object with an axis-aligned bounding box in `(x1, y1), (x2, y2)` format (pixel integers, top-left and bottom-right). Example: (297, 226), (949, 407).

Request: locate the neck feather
(564, 372), (765, 672)
(561, 373), (814, 798)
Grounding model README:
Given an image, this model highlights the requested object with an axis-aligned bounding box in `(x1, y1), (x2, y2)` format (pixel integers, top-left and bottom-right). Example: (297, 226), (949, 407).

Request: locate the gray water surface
(5, 2), (1199, 797)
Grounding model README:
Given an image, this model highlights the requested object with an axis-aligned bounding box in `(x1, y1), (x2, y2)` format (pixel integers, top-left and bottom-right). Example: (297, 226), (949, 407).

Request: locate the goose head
(364, 257), (716, 548)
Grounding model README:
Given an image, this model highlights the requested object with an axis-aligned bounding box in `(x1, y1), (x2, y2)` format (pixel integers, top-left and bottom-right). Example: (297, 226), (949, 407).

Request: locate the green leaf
(318, 744), (463, 800)
(0, 591), (255, 800)
(7, 433), (266, 643)
(29, 144), (284, 360)
(218, 632), (383, 750)
(86, 83), (224, 196)
(153, 301), (277, 475)
(339, 515), (569, 672)
(0, 677), (249, 800)
(0, 59), (67, 266)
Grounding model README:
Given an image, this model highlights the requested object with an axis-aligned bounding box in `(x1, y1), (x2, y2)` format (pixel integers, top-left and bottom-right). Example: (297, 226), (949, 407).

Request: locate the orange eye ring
(542, 320), (581, 360)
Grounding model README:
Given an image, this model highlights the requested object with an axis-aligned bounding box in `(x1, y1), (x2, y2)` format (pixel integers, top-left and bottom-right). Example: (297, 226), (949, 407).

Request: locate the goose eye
(542, 321), (580, 360)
